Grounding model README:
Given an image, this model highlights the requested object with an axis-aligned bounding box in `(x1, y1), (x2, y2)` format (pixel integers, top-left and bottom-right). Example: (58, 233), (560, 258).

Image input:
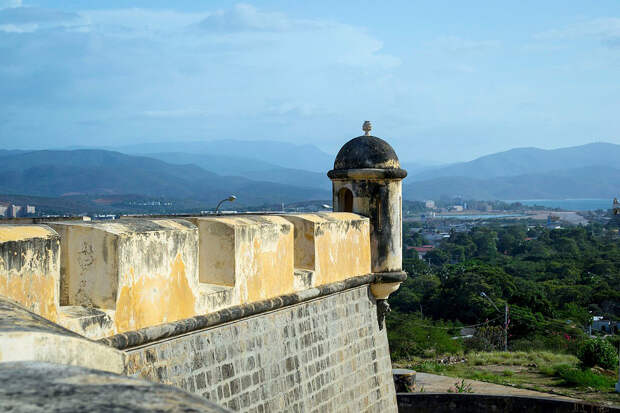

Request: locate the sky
(1, 1), (619, 163)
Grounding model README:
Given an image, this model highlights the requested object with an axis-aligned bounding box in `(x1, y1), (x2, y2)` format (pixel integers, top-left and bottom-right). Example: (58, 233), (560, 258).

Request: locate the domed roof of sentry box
(328, 121), (407, 179)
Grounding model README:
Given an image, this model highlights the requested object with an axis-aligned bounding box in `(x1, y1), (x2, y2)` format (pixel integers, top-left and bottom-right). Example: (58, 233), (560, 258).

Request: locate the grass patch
(395, 350), (620, 406)
(555, 366), (617, 390)
(467, 351), (577, 368)
(467, 370), (509, 385)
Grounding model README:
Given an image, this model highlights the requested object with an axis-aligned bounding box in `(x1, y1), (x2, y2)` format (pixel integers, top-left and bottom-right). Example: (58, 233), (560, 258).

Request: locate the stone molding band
(99, 273), (380, 350)
(327, 168), (408, 180)
(372, 271), (407, 283)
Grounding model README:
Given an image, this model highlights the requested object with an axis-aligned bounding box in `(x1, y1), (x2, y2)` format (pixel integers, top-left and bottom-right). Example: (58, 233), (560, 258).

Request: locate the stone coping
(373, 271), (408, 283)
(99, 273), (377, 350)
(396, 393), (619, 413)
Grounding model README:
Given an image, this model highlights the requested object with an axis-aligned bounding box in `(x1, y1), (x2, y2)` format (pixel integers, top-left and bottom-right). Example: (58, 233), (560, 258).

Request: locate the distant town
(0, 202), (35, 218)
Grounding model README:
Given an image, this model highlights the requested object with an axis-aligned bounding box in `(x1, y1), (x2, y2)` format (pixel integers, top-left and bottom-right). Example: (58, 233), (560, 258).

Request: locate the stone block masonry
(125, 285), (397, 412)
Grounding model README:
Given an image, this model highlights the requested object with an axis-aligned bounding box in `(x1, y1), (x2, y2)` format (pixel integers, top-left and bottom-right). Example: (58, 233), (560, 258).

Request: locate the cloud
(0, 0), (21, 9)
(536, 17), (620, 49)
(195, 3), (319, 33)
(191, 4), (399, 69)
(430, 35), (500, 53)
(0, 4), (400, 147)
(141, 108), (210, 119)
(0, 6), (83, 32)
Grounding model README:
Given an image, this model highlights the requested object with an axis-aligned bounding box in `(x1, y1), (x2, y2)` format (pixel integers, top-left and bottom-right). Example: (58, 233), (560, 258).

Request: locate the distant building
(450, 205), (464, 212)
(424, 200), (435, 209)
(9, 205), (22, 218)
(26, 205), (36, 215)
(0, 203), (8, 218)
(411, 245), (435, 259)
(591, 316), (619, 334)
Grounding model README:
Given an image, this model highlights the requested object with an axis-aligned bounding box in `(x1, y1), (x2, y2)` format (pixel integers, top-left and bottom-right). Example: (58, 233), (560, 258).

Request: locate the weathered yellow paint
(0, 225), (60, 322)
(315, 219), (371, 285)
(187, 218), (235, 286)
(242, 227), (294, 302)
(115, 253), (196, 333)
(0, 226), (55, 243)
(189, 215), (295, 306)
(0, 213), (375, 339)
(283, 213), (371, 287)
(0, 269), (58, 322)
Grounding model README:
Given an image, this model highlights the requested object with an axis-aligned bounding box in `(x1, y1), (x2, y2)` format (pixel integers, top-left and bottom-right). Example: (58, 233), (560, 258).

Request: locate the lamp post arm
(215, 200), (226, 214)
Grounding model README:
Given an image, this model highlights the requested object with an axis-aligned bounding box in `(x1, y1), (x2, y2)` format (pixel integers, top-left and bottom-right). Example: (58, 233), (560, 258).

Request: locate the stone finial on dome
(362, 121), (372, 136)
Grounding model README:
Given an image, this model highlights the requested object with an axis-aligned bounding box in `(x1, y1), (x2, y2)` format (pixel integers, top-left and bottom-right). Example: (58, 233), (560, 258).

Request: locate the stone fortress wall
(0, 212), (398, 412)
(0, 125), (409, 412)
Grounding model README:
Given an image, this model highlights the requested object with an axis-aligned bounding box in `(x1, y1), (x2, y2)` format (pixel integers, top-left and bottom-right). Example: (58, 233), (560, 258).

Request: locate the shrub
(509, 331), (584, 355)
(387, 312), (462, 360)
(577, 338), (619, 369)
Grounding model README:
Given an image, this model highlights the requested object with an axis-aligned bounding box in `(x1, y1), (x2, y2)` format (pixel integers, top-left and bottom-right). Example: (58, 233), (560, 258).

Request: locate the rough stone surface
(0, 361), (232, 413)
(125, 285), (397, 412)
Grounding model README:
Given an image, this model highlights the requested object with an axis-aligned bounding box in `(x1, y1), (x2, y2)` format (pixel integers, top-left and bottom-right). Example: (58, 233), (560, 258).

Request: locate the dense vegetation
(388, 222), (620, 359)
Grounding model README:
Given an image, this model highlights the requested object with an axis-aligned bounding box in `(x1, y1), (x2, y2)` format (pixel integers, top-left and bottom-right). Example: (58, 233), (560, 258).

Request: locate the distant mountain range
(405, 166), (620, 201)
(404, 142), (620, 200)
(411, 142), (620, 181)
(116, 140), (334, 173)
(0, 150), (329, 206)
(2, 141), (619, 207)
(141, 152), (330, 191)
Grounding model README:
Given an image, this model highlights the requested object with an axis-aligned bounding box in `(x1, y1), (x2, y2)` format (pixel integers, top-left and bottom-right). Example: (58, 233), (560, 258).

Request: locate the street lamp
(480, 291), (509, 352)
(215, 195), (236, 214)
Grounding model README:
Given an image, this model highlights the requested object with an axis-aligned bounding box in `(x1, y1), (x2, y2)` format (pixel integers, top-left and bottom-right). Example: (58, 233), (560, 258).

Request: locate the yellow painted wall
(283, 213), (371, 286)
(1, 213), (374, 339)
(0, 225), (60, 322)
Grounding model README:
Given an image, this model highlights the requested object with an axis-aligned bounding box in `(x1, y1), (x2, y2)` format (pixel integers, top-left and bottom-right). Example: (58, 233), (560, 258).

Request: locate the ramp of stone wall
(0, 296), (125, 373)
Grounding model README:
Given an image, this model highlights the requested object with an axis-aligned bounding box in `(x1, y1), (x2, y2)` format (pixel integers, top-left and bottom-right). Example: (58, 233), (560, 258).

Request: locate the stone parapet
(186, 215), (295, 303)
(0, 225), (60, 322)
(49, 219), (200, 335)
(282, 213), (371, 287)
(0, 213), (373, 339)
